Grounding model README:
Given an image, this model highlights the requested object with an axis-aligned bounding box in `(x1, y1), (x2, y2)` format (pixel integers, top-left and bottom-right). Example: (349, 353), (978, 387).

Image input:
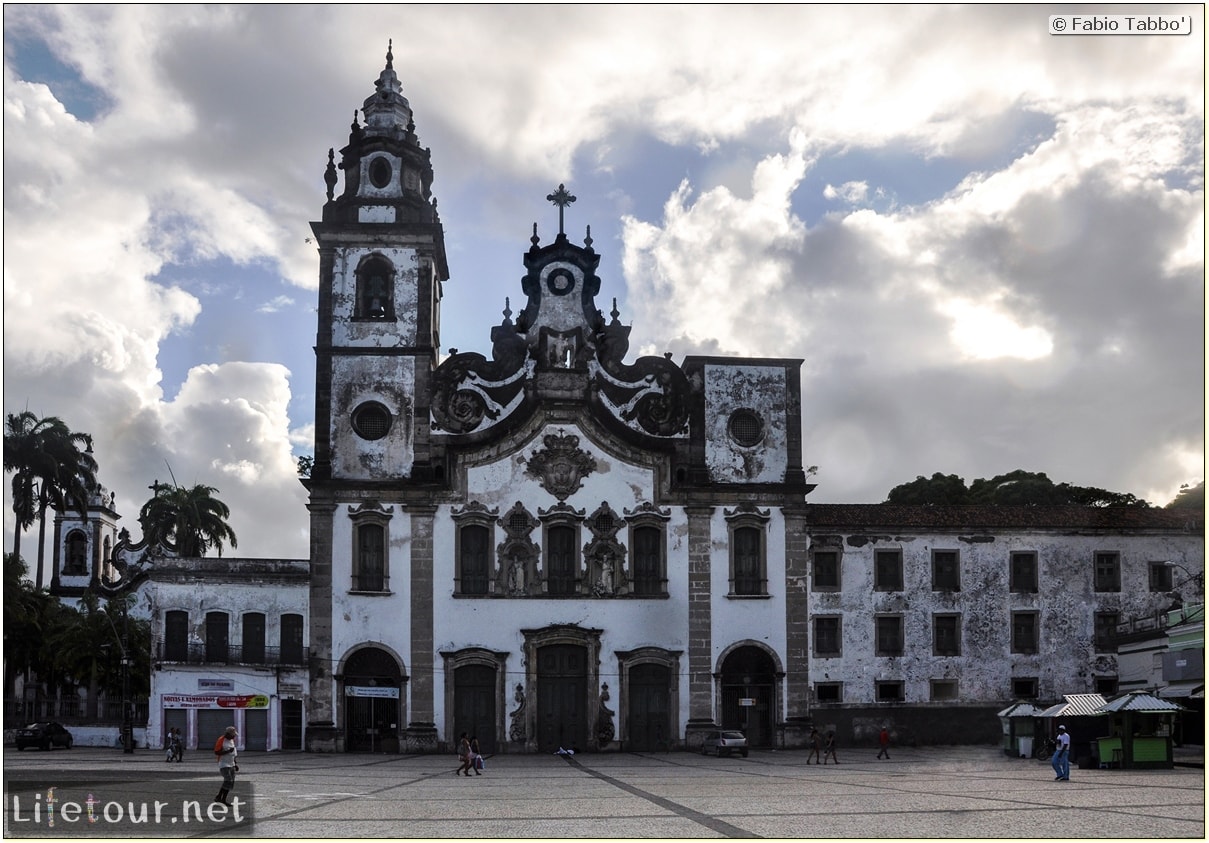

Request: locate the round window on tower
(727, 409), (765, 448)
(369, 156), (393, 189)
(352, 402), (393, 441)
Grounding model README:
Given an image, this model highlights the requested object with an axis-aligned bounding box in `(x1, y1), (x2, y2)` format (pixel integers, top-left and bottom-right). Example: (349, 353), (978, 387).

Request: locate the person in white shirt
(215, 726), (239, 804)
(1051, 724), (1071, 781)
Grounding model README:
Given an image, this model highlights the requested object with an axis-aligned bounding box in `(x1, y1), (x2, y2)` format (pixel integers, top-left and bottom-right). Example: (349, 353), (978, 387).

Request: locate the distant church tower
(305, 43), (449, 749)
(51, 481), (121, 596)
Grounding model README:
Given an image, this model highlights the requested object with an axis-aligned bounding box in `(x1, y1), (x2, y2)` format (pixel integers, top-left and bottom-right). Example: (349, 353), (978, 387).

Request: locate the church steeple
(360, 40), (414, 139)
(308, 47), (449, 486)
(322, 40), (438, 227)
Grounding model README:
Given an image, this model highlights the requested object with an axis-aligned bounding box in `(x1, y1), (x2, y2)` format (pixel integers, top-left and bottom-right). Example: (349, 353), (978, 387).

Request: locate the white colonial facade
(142, 558), (309, 752)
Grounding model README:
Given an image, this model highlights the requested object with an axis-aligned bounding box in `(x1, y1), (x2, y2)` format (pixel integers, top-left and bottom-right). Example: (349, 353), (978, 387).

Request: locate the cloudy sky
(4, 5), (1203, 564)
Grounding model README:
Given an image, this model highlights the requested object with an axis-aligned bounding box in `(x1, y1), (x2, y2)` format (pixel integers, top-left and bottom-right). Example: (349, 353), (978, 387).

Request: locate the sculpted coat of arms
(525, 431), (597, 501)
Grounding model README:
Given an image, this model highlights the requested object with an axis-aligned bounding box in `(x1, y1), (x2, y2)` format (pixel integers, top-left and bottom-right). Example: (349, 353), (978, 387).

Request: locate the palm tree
(46, 591), (111, 720)
(4, 412), (98, 587)
(5, 411), (47, 565)
(138, 482), (238, 557)
(3, 553), (52, 700)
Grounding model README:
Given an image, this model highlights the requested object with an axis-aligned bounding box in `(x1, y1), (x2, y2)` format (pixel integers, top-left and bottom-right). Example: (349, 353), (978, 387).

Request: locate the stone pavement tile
(250, 816), (722, 838)
(270, 792), (666, 821)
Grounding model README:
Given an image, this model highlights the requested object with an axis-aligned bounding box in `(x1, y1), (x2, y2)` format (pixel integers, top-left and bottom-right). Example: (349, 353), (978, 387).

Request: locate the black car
(15, 722), (73, 751)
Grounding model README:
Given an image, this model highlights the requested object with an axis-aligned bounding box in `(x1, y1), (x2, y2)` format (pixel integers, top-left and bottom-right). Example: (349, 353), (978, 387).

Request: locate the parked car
(15, 722), (73, 751)
(701, 729), (748, 757)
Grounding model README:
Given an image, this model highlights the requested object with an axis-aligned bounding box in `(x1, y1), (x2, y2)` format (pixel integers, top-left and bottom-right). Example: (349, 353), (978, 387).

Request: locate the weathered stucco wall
(147, 573), (309, 752)
(329, 356), (415, 480)
(703, 363), (789, 484)
(808, 529), (1203, 706)
(330, 246), (419, 347)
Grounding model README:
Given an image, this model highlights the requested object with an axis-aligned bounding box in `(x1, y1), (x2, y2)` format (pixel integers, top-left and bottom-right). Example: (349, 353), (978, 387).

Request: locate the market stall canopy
(1039, 693), (1108, 718)
(998, 701), (1045, 718)
(1097, 691), (1186, 713)
(1158, 681), (1204, 699)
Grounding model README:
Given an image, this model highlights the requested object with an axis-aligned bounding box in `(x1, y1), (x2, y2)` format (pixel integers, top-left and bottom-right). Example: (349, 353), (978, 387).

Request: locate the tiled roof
(805, 504), (1203, 532)
(1098, 692), (1185, 713)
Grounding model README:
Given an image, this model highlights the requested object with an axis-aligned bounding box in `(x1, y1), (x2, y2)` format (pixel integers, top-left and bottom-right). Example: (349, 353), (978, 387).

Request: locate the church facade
(297, 49), (1203, 753)
(302, 47), (813, 754)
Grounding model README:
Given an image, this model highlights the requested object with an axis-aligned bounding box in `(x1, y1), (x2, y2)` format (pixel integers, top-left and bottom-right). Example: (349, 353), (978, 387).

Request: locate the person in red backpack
(877, 726), (891, 760)
(214, 726), (239, 805)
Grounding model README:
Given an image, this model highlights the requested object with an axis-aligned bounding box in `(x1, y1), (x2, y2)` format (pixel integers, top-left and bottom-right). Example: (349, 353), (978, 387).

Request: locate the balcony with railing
(156, 641), (308, 667)
(5, 697), (149, 729)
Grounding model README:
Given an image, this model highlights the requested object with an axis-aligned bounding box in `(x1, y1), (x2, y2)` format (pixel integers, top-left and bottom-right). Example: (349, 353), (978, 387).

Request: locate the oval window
(352, 402), (393, 441)
(727, 409), (764, 447)
(369, 157), (392, 189)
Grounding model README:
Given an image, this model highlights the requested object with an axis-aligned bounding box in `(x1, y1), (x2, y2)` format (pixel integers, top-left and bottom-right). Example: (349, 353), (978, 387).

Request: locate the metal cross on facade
(546, 184), (576, 235)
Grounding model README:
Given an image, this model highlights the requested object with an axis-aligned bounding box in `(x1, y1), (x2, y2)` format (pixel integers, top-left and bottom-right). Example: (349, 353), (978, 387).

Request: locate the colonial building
(302, 45), (812, 754)
(803, 504), (1203, 744)
(144, 557), (309, 753)
(49, 47), (1204, 754)
(297, 48), (1204, 753)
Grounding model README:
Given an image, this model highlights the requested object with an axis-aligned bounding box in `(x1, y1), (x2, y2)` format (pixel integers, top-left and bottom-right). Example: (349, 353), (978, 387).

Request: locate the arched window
(349, 502), (394, 593)
(280, 614), (305, 665)
(64, 530), (88, 575)
(724, 505), (771, 597)
(356, 523), (386, 591)
(546, 525), (578, 595)
(205, 611), (229, 663)
(163, 610), (189, 661)
(459, 524), (491, 595)
(733, 527), (762, 594)
(242, 612), (266, 664)
(631, 525), (663, 595)
(355, 255), (395, 319)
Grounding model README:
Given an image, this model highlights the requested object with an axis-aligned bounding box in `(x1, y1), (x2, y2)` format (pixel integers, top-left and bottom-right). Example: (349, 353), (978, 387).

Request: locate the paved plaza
(2, 744), (1204, 838)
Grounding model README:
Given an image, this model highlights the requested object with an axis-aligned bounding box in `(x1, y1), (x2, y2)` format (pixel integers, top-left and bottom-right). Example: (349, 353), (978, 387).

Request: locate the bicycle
(1034, 737), (1056, 760)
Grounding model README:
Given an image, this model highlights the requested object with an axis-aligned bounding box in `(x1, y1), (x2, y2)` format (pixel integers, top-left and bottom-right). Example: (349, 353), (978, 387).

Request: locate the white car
(701, 730), (748, 757)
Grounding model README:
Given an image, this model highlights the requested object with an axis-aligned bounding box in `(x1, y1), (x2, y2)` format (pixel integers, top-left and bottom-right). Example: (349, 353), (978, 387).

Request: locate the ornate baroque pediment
(525, 431), (597, 501)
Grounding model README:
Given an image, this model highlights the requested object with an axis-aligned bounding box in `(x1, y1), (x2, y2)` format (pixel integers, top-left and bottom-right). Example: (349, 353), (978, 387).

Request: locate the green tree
(968, 470), (1069, 506)
(886, 468), (1152, 507)
(46, 591), (111, 719)
(886, 473), (969, 505)
(3, 553), (52, 699)
(1167, 481), (1205, 510)
(138, 482), (238, 557)
(3, 412), (98, 588)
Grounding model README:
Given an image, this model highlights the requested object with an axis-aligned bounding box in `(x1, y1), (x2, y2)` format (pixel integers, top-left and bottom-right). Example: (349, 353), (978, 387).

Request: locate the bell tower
(306, 44), (449, 751)
(310, 41), (449, 486)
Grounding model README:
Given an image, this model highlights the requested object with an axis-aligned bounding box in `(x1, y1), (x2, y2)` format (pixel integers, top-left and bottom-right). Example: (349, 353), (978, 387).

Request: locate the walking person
(807, 728), (822, 764)
(822, 731), (839, 764)
(470, 735), (483, 775)
(455, 732), (473, 776)
(1051, 725), (1071, 781)
(877, 726), (891, 759)
(213, 726), (238, 805)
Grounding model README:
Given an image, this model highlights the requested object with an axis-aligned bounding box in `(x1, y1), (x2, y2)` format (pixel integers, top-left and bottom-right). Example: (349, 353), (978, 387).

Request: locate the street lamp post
(1164, 561), (1205, 598)
(121, 600), (133, 754)
(104, 594), (135, 753)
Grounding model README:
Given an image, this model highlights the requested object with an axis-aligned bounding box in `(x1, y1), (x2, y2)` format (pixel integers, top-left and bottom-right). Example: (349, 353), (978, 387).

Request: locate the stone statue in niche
(507, 552), (527, 596)
(508, 683), (527, 742)
(592, 548), (616, 597)
(595, 683), (615, 745)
